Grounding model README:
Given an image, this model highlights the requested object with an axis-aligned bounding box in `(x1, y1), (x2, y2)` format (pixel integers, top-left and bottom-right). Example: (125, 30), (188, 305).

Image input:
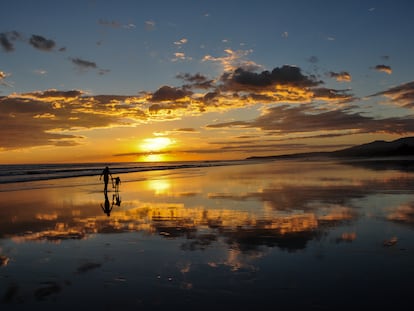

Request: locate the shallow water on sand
(0, 159), (413, 310)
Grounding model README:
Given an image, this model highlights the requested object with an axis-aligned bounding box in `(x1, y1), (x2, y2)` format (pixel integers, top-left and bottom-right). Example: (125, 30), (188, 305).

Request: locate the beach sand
(0, 159), (413, 310)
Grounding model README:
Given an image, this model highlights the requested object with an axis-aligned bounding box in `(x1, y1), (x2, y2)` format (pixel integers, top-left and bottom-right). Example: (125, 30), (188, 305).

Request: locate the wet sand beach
(0, 159), (413, 310)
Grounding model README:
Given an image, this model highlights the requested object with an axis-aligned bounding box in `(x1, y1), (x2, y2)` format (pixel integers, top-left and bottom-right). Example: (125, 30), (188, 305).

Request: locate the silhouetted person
(101, 191), (113, 217)
(113, 176), (121, 192)
(100, 166), (112, 192)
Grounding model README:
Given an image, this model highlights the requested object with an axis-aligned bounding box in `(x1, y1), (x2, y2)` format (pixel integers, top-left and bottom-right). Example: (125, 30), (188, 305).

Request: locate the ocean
(0, 160), (245, 186)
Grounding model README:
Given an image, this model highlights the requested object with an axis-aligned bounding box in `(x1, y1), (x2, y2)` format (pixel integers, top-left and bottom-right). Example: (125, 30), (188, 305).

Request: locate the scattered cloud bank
(206, 104), (414, 135)
(0, 30), (107, 75)
(0, 31), (61, 52)
(1, 47), (414, 155)
(370, 81), (414, 109)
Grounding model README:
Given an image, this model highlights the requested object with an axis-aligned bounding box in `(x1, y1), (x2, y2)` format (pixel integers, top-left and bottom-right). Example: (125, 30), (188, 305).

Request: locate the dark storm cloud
(221, 65), (321, 91)
(151, 85), (191, 102)
(206, 105), (414, 135)
(29, 34), (56, 51)
(70, 57), (97, 69)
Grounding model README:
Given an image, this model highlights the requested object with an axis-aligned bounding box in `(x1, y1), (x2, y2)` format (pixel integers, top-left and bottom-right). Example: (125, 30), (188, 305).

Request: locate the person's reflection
(112, 192), (121, 206)
(101, 191), (113, 217)
(112, 176), (121, 207)
(100, 177), (121, 216)
(113, 176), (121, 192)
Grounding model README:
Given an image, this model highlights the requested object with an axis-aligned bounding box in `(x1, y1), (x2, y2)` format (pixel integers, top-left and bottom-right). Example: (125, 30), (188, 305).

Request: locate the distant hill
(331, 137), (414, 158)
(247, 137), (414, 160)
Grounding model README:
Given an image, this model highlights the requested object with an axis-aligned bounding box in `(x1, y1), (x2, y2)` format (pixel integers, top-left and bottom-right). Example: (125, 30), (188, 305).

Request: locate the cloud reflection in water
(1, 160), (414, 309)
(2, 160), (413, 252)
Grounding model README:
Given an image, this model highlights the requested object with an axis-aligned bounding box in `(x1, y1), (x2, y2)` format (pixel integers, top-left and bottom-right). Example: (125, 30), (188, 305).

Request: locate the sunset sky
(1, 0), (414, 163)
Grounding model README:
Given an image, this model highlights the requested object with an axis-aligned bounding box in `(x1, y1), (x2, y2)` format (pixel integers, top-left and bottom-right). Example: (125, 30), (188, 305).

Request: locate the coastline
(3, 135), (414, 186)
(0, 159), (256, 186)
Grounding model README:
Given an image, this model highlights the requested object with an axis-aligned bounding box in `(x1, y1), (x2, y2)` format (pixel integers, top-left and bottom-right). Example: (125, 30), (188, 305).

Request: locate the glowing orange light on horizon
(143, 154), (165, 162)
(140, 137), (172, 151)
(138, 137), (174, 162)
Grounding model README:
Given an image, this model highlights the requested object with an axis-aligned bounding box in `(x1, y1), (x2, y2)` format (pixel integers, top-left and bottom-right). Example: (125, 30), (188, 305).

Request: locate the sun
(140, 137), (173, 152)
(137, 137), (174, 162)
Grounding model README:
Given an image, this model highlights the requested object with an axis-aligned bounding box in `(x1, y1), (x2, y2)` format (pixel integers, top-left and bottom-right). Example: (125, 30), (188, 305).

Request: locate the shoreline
(0, 158), (256, 186)
(2, 155), (414, 192)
